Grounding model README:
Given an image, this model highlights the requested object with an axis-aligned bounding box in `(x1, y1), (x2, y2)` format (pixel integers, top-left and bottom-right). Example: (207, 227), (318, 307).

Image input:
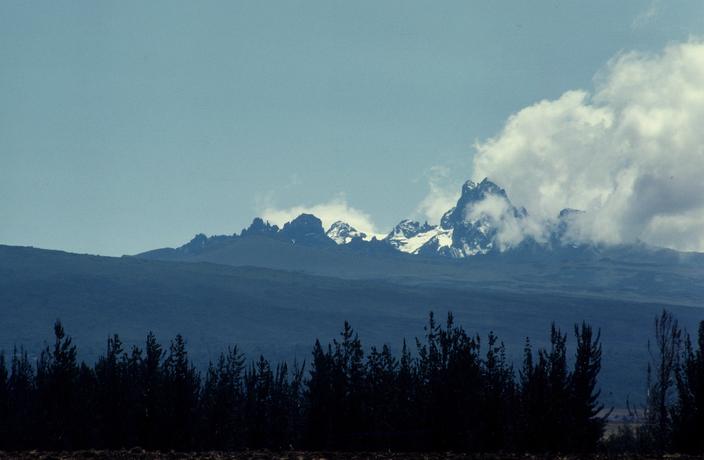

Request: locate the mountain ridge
(139, 178), (700, 262)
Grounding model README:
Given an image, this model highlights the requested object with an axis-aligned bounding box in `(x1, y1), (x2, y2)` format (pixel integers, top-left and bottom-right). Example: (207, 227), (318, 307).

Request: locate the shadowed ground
(0, 450), (701, 459)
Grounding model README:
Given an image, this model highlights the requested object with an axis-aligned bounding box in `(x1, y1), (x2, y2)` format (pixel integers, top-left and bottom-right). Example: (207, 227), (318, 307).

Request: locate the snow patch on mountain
(326, 221), (369, 244)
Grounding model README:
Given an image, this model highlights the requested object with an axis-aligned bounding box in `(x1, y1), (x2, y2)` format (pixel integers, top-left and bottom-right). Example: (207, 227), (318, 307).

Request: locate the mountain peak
(326, 221), (367, 244)
(177, 233), (208, 253)
(462, 179), (477, 192)
(441, 178), (508, 230)
(385, 219), (441, 254)
(241, 217), (279, 237)
(280, 214), (333, 246)
(389, 219), (435, 239)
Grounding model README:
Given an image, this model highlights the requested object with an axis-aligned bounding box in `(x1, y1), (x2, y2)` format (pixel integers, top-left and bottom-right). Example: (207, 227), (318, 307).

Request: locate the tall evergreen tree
(645, 310), (681, 451)
(6, 347), (35, 449)
(0, 313), (622, 453)
(332, 321), (365, 448)
(139, 331), (164, 449)
(0, 352), (8, 447)
(244, 355), (273, 448)
(35, 320), (80, 449)
(123, 344), (145, 447)
(75, 361), (98, 447)
(672, 320), (704, 453)
(365, 344), (399, 448)
(519, 337), (550, 451)
(415, 311), (443, 449)
(544, 324), (570, 451)
(438, 313), (481, 449)
(480, 331), (515, 451)
(94, 334), (129, 447)
(162, 334), (200, 450)
(199, 346), (245, 449)
(305, 339), (335, 448)
(570, 322), (606, 452)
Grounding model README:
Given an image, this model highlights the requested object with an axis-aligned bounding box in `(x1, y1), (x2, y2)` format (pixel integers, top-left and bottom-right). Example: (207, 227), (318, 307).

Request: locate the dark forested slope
(1, 244), (703, 405)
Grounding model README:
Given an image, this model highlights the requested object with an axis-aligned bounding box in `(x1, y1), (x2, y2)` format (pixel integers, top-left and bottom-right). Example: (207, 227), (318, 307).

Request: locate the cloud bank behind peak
(260, 196), (381, 238)
(472, 40), (704, 252)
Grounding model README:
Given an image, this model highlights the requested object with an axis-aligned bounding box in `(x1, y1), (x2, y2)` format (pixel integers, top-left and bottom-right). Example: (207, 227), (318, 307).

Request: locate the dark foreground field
(0, 451), (701, 460)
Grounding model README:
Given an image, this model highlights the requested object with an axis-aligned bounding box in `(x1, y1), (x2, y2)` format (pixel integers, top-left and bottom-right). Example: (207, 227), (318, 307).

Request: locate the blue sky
(2, 0), (704, 255)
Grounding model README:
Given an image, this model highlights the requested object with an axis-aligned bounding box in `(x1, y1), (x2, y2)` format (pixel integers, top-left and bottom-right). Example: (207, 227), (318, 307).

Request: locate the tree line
(0, 311), (700, 453)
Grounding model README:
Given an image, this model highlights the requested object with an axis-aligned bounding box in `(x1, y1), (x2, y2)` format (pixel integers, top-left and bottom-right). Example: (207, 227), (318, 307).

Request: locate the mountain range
(140, 178), (574, 260)
(141, 178), (696, 266)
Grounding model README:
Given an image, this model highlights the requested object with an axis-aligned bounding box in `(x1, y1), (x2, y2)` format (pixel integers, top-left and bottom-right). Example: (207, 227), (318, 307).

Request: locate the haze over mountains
(1, 178), (704, 407)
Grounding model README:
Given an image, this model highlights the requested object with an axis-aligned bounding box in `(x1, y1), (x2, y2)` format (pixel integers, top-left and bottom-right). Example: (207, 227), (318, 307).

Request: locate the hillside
(2, 244), (703, 406)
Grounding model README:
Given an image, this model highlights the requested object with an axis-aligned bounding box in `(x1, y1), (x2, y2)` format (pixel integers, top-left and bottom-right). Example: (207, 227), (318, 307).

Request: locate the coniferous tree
(0, 352), (7, 447)
(672, 320), (704, 453)
(94, 334), (129, 448)
(123, 344), (145, 447)
(645, 310), (681, 451)
(0, 313), (619, 453)
(570, 322), (606, 452)
(305, 339), (335, 448)
(36, 320), (80, 449)
(332, 321), (365, 447)
(480, 331), (516, 451)
(6, 347), (35, 449)
(199, 346), (245, 449)
(269, 361), (298, 448)
(517, 325), (572, 453)
(286, 359), (306, 448)
(162, 334), (200, 450)
(439, 313), (481, 449)
(415, 311), (442, 449)
(244, 355), (272, 448)
(395, 338), (417, 447)
(139, 331), (163, 449)
(365, 344), (399, 448)
(75, 361), (98, 447)
(519, 337), (550, 451)
(544, 324), (570, 451)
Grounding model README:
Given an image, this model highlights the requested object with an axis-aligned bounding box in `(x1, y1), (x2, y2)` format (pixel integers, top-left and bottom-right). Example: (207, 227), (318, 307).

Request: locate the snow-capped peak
(383, 220), (452, 255)
(388, 219), (435, 239)
(326, 221), (368, 245)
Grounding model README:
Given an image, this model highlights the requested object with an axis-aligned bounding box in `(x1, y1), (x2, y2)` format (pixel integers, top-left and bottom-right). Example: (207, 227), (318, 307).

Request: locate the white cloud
(472, 40), (704, 252)
(415, 166), (460, 224)
(260, 195), (381, 237)
(466, 194), (526, 250)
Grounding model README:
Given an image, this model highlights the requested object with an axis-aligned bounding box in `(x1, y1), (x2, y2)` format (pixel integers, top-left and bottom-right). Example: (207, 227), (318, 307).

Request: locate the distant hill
(137, 219), (704, 308)
(2, 244), (704, 406)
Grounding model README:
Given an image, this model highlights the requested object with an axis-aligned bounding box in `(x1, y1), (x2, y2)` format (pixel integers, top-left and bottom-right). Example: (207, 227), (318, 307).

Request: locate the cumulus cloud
(466, 194), (527, 250)
(415, 166), (460, 224)
(261, 41), (704, 253)
(472, 40), (704, 252)
(260, 195), (381, 237)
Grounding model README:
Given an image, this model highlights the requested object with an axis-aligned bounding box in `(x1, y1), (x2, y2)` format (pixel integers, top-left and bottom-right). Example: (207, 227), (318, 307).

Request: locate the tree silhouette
(162, 334), (200, 450)
(570, 322), (606, 452)
(672, 320), (704, 452)
(645, 310), (681, 451)
(0, 313), (623, 453)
